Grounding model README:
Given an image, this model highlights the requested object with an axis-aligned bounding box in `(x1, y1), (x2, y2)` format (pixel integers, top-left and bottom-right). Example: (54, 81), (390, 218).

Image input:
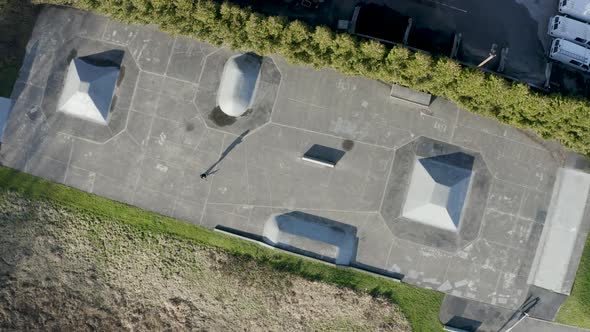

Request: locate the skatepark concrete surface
(3, 6), (590, 329)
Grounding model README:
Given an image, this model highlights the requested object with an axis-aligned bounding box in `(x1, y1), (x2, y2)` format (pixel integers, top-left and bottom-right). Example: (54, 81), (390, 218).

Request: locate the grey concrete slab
(207, 157), (250, 205)
(137, 157), (185, 196)
(234, 206), (274, 235)
(166, 36), (215, 83)
(131, 88), (159, 115)
(0, 143), (28, 170)
(7, 6), (590, 317)
(126, 110), (152, 146)
(65, 165), (96, 192)
(527, 285), (569, 321)
(102, 20), (139, 46)
(91, 173), (136, 205)
(136, 71), (164, 93)
(150, 116), (204, 148)
(26, 154), (67, 183)
(128, 27), (174, 74)
(444, 260), (501, 303)
(179, 169), (211, 204)
(355, 213), (395, 273)
(156, 94), (199, 123)
(172, 198), (205, 225)
(439, 295), (519, 332)
(402, 245), (452, 290)
(160, 76), (197, 102)
(201, 203), (250, 229)
(486, 179), (526, 215)
(387, 237), (423, 277)
(144, 135), (193, 168)
(69, 134), (144, 184)
(481, 209), (516, 247)
(455, 240), (511, 273)
(133, 186), (176, 216)
(519, 189), (552, 224)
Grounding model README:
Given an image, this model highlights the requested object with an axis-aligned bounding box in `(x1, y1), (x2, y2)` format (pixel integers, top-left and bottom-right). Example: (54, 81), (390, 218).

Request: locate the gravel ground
(0, 192), (411, 331)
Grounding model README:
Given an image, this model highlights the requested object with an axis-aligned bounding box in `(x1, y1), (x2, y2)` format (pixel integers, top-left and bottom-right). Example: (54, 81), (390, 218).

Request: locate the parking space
(333, 0), (559, 86)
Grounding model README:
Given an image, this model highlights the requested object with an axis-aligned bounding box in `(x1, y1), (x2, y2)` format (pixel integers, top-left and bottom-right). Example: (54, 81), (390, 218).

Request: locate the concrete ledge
(443, 326), (470, 332)
(390, 84), (432, 107)
(301, 155), (335, 168)
(528, 168), (590, 295)
(214, 225), (402, 283)
(263, 212), (357, 265)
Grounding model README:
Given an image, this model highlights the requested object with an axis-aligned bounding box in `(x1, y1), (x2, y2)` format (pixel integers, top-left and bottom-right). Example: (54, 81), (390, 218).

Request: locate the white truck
(559, 0), (590, 23)
(549, 38), (590, 71)
(549, 15), (590, 47)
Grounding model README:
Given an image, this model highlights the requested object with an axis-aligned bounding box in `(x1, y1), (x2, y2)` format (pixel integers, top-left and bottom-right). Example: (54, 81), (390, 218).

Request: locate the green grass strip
(556, 233), (590, 329)
(0, 166), (444, 331)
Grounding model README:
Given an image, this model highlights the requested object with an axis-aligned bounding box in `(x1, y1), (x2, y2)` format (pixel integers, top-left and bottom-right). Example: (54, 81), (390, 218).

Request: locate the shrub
(35, 0), (590, 155)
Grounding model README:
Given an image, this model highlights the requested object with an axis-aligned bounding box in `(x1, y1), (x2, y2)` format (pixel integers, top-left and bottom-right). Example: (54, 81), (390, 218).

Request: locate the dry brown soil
(0, 192), (411, 331)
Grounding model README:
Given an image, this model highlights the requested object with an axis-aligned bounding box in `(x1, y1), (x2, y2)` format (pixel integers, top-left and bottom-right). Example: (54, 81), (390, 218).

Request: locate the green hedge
(36, 0), (590, 155)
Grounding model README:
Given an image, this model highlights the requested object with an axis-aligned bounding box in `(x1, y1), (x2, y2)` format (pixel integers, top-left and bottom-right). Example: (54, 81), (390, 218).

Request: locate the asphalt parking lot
(334, 0), (559, 86)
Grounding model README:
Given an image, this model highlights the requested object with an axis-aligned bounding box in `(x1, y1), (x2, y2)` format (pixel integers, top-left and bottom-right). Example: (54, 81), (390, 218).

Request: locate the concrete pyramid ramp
(403, 156), (472, 232)
(58, 57), (119, 125)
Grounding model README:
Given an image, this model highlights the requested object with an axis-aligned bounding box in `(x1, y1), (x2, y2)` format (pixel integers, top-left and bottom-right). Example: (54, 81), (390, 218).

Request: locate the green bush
(36, 0), (590, 155)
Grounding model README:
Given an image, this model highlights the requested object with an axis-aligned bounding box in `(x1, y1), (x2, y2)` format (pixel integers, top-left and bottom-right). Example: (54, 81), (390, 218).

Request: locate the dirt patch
(209, 106), (238, 127)
(0, 192), (411, 331)
(342, 139), (354, 151)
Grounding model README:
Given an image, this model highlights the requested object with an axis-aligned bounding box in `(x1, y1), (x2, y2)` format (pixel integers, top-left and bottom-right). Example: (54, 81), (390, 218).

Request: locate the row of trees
(38, 0), (590, 155)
